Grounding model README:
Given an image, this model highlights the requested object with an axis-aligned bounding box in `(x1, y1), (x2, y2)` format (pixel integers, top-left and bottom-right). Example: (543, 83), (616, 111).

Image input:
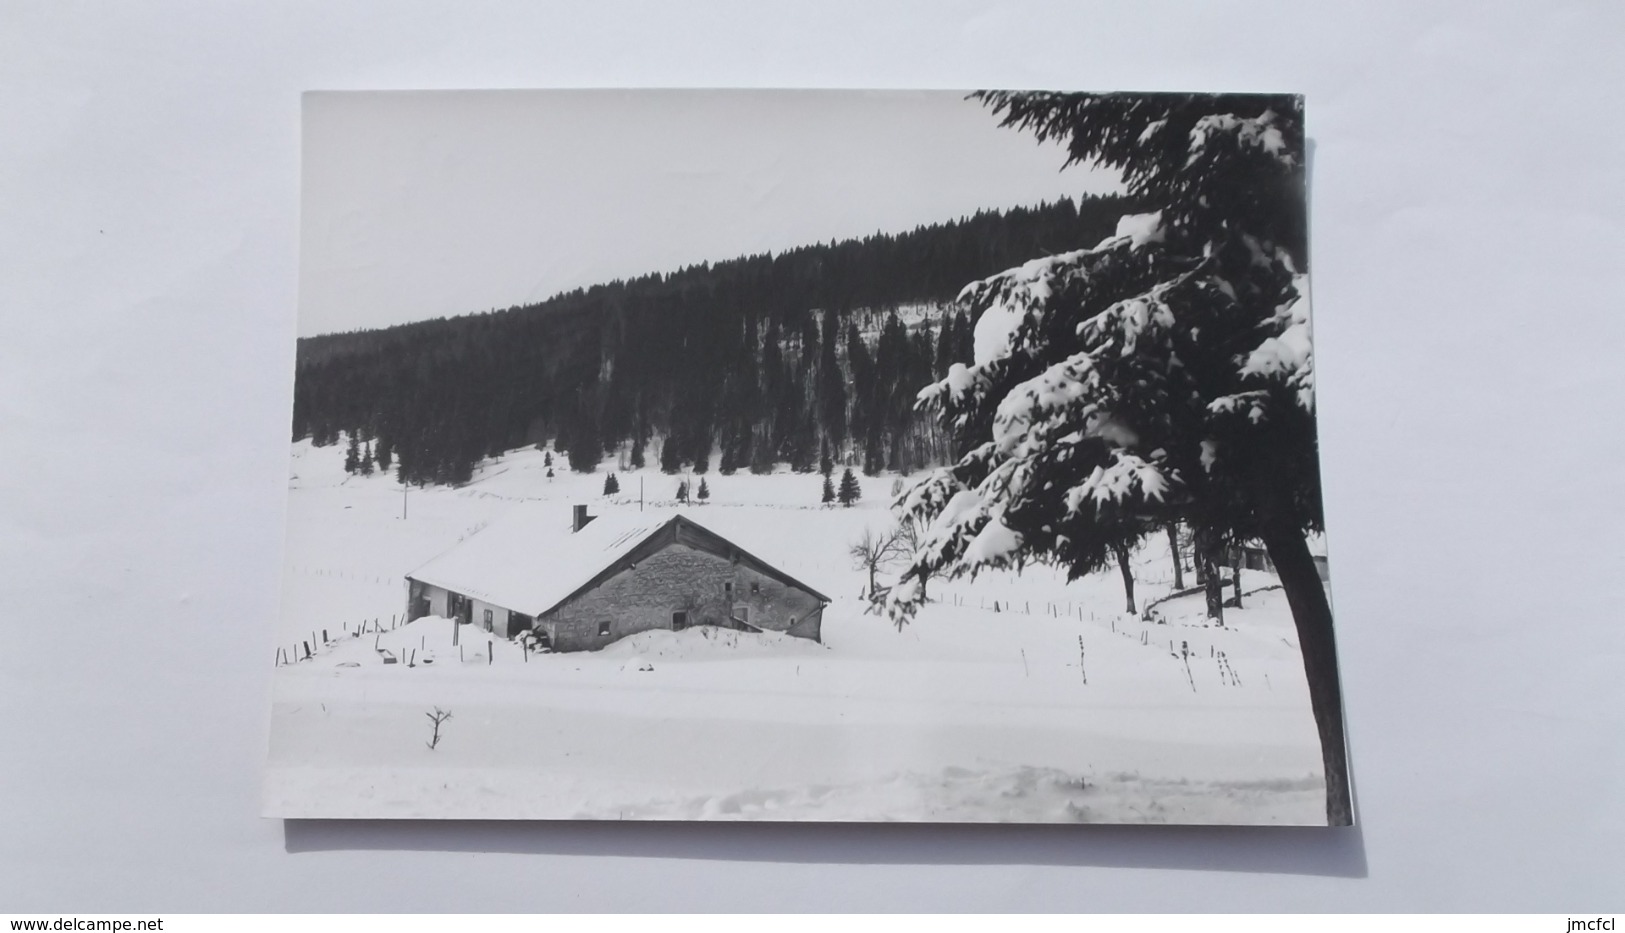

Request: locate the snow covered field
(264, 440), (1328, 823)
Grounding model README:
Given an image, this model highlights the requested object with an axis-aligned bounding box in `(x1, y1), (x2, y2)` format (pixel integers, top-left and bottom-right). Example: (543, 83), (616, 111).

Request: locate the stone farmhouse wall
(541, 542), (823, 652)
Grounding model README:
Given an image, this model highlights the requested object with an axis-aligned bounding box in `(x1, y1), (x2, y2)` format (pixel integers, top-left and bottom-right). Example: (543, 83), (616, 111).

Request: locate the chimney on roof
(572, 504), (595, 533)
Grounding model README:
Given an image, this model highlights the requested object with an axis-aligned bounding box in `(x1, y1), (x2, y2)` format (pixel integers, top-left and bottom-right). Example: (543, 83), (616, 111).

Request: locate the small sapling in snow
(425, 707), (452, 750)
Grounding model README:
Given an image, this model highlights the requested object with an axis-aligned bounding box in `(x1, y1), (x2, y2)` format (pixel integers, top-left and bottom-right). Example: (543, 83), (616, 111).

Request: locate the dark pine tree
(603, 472), (620, 495)
(676, 479), (689, 503)
(629, 437), (645, 470)
(660, 438), (682, 474)
(837, 467), (861, 507)
(821, 473), (835, 505)
(343, 434), (361, 474)
(933, 309), (957, 378)
(697, 477), (710, 503)
(862, 426), (883, 476)
(891, 91), (1346, 825)
(953, 308), (975, 367)
(359, 441), (375, 476)
(816, 310), (846, 448)
(567, 422), (600, 472)
(846, 321), (875, 447)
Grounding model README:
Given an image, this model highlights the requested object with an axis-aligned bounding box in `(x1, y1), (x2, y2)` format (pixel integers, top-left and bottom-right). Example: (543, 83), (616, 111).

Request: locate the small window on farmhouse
(751, 581), (760, 594)
(671, 611), (688, 631)
(597, 620), (611, 637)
(724, 582), (733, 595)
(483, 608), (493, 629)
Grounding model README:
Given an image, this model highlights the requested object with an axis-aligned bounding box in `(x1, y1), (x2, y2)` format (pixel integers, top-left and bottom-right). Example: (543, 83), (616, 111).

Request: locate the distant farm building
(404, 506), (830, 652)
(1229, 535), (1331, 582)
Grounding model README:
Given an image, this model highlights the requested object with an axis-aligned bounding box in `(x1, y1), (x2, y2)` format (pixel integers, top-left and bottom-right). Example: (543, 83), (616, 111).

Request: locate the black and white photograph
(13, 0), (1625, 916)
(264, 88), (1349, 825)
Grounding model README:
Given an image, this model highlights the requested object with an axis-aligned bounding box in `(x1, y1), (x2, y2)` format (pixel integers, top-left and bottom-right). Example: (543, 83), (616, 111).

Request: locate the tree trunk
(1196, 530), (1224, 625)
(1204, 556), (1224, 622)
(1231, 547), (1244, 608)
(1261, 522), (1352, 827)
(1113, 543), (1136, 614)
(1166, 523), (1183, 590)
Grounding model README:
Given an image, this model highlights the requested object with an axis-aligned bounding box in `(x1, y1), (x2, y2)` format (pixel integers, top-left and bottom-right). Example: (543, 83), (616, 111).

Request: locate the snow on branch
(886, 451), (1038, 623)
(1111, 210), (1165, 249)
(1076, 277), (1183, 356)
(1064, 450), (1175, 516)
(923, 237), (1159, 417)
(960, 248), (1089, 366)
(895, 465), (993, 573)
(1186, 109), (1294, 168)
(962, 511), (1024, 566)
(954, 238), (1139, 370)
(1207, 390), (1272, 424)
(922, 359), (996, 412)
(1239, 278), (1315, 411)
(991, 351), (1102, 459)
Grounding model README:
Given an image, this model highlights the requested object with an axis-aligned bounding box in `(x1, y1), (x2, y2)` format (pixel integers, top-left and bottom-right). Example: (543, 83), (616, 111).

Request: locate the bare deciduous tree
(893, 519), (932, 602)
(849, 527), (905, 595)
(425, 707), (452, 750)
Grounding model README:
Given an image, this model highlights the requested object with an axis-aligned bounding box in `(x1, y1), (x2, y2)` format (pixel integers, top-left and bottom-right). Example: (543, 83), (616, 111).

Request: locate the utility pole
(639, 475), (644, 512)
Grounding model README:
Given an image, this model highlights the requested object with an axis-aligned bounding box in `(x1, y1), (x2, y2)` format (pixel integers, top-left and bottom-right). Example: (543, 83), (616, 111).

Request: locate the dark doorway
(671, 611), (689, 631)
(447, 592), (472, 626)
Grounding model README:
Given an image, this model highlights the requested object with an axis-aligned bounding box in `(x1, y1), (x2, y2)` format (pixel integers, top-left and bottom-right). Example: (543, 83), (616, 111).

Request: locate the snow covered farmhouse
(404, 506), (830, 652)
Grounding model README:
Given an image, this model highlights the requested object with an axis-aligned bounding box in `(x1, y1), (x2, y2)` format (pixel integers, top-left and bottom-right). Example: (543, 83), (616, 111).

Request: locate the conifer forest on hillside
(293, 196), (1133, 486)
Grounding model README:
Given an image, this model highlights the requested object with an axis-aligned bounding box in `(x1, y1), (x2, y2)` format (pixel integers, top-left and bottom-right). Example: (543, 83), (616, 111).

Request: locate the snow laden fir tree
(888, 92), (1350, 825)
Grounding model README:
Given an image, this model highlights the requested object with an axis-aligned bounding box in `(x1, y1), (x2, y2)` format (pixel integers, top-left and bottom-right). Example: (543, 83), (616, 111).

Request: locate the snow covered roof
(406, 507), (667, 616)
(406, 506), (828, 616)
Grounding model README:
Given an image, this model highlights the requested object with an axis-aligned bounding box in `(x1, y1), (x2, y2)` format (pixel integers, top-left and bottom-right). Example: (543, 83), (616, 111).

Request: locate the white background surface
(2, 0), (1622, 913)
